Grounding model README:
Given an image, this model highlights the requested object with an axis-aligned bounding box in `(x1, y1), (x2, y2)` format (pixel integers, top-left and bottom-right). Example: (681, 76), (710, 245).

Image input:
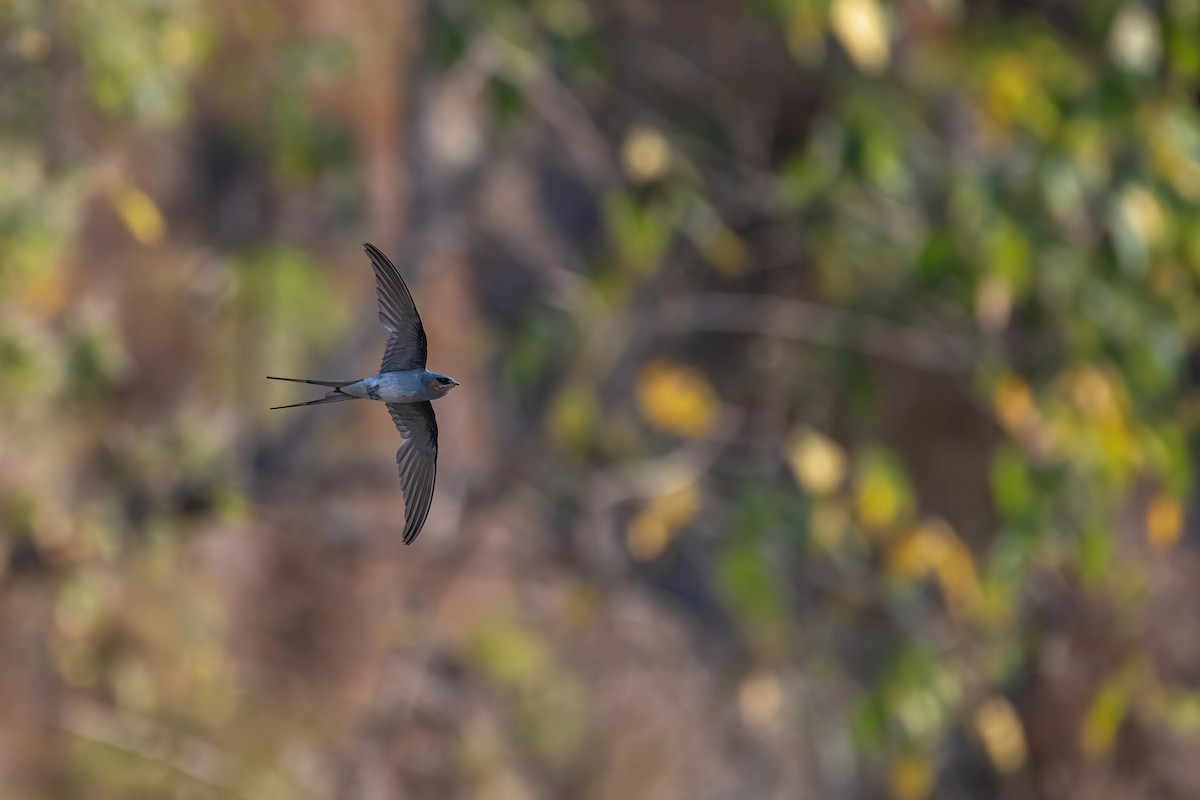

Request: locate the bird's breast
(372, 371), (426, 403)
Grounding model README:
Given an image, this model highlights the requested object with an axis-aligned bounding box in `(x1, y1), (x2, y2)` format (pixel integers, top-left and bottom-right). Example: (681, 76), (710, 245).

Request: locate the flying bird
(268, 243), (458, 544)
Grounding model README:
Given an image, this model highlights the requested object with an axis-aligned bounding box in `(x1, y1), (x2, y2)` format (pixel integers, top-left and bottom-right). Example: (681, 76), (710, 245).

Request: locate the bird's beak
(449, 378), (460, 388)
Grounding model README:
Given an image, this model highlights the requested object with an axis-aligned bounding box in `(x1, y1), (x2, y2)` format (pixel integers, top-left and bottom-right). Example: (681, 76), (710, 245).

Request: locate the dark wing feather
(364, 243), (428, 371)
(385, 401), (439, 544)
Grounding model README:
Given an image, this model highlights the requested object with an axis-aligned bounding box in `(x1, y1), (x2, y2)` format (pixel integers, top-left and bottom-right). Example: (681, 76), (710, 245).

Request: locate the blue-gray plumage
(267, 243), (458, 544)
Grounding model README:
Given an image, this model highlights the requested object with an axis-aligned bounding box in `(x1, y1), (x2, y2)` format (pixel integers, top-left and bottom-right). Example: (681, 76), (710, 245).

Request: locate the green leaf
(717, 541), (783, 625)
(1076, 521), (1112, 587)
(991, 444), (1034, 522)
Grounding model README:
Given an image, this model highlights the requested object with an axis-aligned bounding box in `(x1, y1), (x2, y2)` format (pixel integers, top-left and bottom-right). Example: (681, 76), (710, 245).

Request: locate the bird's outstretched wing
(364, 243), (428, 372)
(385, 401), (438, 544)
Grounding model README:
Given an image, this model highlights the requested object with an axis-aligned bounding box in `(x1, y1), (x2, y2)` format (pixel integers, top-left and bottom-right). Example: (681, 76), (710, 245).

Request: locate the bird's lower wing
(385, 402), (439, 544)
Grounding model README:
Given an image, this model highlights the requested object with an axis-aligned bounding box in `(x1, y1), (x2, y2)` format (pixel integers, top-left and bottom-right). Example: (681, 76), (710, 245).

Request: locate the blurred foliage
(3, 0), (1200, 798)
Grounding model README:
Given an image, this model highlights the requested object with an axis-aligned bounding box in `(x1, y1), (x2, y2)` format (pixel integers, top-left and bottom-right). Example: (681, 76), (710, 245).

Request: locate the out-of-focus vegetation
(2, 0), (1200, 797)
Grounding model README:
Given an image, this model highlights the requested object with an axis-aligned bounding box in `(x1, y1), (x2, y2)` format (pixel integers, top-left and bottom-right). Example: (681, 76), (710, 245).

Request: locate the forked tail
(266, 376), (354, 388)
(266, 376), (358, 410)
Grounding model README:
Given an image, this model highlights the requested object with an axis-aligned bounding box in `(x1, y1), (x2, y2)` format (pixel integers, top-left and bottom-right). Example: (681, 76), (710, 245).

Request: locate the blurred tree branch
(660, 293), (978, 373)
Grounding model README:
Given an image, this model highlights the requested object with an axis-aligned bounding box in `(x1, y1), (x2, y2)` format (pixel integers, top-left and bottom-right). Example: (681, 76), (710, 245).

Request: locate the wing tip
(363, 242), (404, 284)
(402, 514), (424, 545)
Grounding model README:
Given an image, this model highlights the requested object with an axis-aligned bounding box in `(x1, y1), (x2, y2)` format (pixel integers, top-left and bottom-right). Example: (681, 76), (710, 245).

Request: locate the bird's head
(427, 373), (460, 397)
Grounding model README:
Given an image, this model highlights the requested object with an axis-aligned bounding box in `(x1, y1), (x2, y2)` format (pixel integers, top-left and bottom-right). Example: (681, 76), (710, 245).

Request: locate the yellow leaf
(539, 0), (591, 35)
(1081, 680), (1127, 756)
(1153, 139), (1200, 202)
(855, 451), (912, 532)
(785, 2), (826, 65)
(889, 524), (950, 580)
(788, 428), (847, 496)
(975, 276), (1012, 332)
(627, 484), (701, 561)
(112, 186), (166, 246)
(738, 671), (783, 728)
(937, 539), (981, 616)
(983, 57), (1058, 137)
(622, 125), (672, 184)
(888, 753), (934, 800)
(659, 484), (702, 526)
(811, 500), (851, 553)
(24, 269), (67, 316)
(472, 620), (552, 685)
(831, 0), (890, 75)
(888, 519), (980, 615)
(993, 374), (1037, 433)
(974, 571), (1017, 630)
(112, 657), (157, 712)
(703, 226), (750, 277)
(549, 384), (600, 451)
(1147, 493), (1183, 552)
(627, 514), (671, 561)
(1109, 4), (1161, 73)
(637, 360), (718, 438)
(974, 698), (1027, 773)
(1120, 185), (1166, 245)
(160, 24), (196, 67)
(1163, 690), (1200, 733)
(1070, 366), (1120, 420)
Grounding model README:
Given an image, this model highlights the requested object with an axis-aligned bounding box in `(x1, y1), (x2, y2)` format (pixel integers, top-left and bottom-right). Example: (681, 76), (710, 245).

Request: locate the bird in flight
(268, 243), (458, 544)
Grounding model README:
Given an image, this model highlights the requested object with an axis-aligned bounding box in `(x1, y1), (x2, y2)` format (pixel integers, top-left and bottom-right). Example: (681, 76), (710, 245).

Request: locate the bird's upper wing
(364, 243), (428, 372)
(385, 401), (439, 544)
